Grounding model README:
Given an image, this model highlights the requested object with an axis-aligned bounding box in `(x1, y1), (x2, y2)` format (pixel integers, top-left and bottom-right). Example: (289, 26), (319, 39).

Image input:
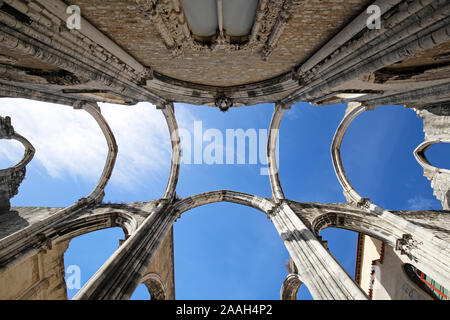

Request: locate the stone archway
(141, 273), (167, 300)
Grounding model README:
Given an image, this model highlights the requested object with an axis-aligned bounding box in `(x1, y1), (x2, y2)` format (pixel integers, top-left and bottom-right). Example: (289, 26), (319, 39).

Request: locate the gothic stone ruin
(0, 0), (449, 300)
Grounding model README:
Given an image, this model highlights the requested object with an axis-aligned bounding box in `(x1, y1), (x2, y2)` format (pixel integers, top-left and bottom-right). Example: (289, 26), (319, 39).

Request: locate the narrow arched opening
(319, 228), (359, 280)
(98, 102), (173, 202)
(130, 283), (151, 300)
(424, 143), (450, 170)
(130, 272), (168, 300)
(63, 227), (125, 299)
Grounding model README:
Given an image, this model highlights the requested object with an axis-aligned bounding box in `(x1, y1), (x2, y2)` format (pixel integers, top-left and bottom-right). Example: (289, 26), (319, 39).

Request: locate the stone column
(270, 201), (367, 300)
(73, 200), (177, 300)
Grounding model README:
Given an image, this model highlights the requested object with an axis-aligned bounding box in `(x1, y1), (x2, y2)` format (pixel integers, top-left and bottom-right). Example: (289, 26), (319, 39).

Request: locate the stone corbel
(395, 234), (422, 261)
(215, 95), (233, 112)
(138, 67), (154, 85)
(0, 116), (35, 213)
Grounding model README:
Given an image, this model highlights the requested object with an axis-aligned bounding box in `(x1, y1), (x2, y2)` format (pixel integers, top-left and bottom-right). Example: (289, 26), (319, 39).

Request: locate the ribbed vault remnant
(0, 0), (449, 300)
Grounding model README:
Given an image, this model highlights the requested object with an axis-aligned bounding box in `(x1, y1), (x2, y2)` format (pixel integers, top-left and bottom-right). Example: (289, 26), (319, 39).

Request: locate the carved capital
(396, 234), (422, 261)
(138, 66), (154, 85)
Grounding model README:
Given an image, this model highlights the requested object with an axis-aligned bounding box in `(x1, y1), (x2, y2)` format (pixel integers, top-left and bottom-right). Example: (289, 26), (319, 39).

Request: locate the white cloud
(407, 196), (437, 210)
(285, 107), (300, 120)
(0, 98), (196, 191)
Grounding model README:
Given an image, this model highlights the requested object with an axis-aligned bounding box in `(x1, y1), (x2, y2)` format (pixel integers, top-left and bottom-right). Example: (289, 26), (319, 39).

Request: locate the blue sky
(0, 99), (446, 300)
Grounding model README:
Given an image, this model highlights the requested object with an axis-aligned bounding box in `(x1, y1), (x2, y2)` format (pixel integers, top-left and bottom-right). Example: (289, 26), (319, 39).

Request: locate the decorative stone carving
(0, 116), (13, 137)
(396, 234), (422, 261)
(0, 116), (35, 213)
(0, 167), (25, 212)
(343, 189), (371, 209)
(214, 95), (233, 112)
(138, 67), (154, 85)
(135, 0), (294, 58)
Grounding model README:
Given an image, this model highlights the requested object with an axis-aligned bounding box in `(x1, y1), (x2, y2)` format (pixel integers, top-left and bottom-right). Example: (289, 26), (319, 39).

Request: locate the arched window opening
(342, 106), (434, 209)
(424, 143), (450, 170)
(174, 202), (288, 299)
(319, 228), (358, 279)
(403, 264), (448, 300)
(130, 283), (151, 300)
(63, 227), (125, 299)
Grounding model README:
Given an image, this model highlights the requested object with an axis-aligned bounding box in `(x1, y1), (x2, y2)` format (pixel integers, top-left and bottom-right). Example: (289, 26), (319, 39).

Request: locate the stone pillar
(270, 201), (367, 300)
(73, 200), (177, 300)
